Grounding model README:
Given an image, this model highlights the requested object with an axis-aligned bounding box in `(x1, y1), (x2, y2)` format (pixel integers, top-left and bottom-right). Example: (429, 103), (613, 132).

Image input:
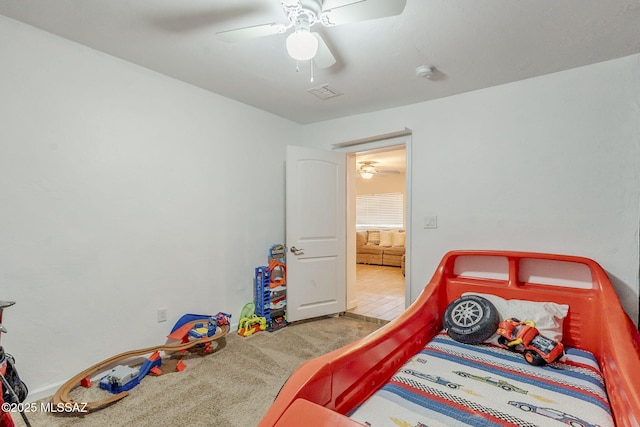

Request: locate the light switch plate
(424, 215), (437, 229)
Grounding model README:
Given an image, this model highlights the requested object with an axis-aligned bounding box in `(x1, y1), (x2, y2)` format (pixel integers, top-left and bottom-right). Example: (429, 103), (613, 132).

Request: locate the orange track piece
(79, 377), (91, 388)
(175, 360), (186, 372)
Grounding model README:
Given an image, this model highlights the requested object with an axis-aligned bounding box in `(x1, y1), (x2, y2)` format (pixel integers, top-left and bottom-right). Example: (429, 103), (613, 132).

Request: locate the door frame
(332, 134), (412, 311)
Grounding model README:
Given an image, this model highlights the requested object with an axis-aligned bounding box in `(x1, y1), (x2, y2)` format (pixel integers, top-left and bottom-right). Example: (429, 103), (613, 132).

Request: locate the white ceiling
(1, 0), (639, 124)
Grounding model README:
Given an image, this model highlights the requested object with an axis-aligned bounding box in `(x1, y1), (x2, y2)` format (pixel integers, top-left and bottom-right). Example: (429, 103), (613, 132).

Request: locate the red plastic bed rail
(258, 250), (640, 427)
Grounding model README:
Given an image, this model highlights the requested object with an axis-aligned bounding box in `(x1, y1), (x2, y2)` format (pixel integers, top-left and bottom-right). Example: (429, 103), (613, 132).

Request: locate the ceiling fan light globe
(286, 30), (319, 61)
(359, 162), (377, 179)
(360, 172), (374, 179)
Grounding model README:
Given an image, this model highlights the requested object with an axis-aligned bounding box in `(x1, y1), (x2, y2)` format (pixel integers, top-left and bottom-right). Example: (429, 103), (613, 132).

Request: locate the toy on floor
(99, 365), (140, 394)
(266, 244), (288, 332)
(268, 315), (288, 332)
(53, 311), (231, 413)
(496, 318), (565, 365)
(169, 312), (231, 341)
(238, 315), (267, 337)
(238, 302), (264, 337)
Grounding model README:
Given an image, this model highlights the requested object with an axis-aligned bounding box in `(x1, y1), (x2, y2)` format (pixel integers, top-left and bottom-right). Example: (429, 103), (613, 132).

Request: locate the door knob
(290, 246), (305, 255)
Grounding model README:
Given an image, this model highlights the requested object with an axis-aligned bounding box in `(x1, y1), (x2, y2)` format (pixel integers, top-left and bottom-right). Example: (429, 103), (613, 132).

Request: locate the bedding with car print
(348, 332), (613, 427)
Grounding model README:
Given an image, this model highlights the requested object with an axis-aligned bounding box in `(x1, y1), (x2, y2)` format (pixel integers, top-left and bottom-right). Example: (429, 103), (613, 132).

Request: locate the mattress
(349, 332), (613, 427)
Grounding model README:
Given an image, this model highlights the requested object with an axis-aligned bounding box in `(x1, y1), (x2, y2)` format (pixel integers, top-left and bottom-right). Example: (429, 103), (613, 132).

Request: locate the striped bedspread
(349, 332), (613, 427)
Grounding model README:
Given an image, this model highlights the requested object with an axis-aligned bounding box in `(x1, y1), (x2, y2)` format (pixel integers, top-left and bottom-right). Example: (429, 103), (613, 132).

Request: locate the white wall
(0, 16), (300, 399)
(305, 54), (640, 326)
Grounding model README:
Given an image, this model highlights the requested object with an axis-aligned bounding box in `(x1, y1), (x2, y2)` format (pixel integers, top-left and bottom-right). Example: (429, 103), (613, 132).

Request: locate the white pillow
(462, 292), (569, 344)
(379, 230), (393, 247)
(356, 231), (368, 247)
(366, 230), (380, 245)
(391, 231), (405, 247)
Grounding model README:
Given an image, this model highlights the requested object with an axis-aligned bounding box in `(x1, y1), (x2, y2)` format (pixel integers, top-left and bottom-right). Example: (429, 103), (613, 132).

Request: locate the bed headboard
(432, 250), (621, 355)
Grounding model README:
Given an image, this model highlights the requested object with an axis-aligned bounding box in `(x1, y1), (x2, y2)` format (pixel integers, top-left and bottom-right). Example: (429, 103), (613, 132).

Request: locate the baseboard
(343, 312), (390, 326)
(25, 380), (65, 403)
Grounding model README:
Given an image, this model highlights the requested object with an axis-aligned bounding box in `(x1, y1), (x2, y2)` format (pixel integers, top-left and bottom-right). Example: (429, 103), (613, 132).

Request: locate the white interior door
(286, 145), (346, 322)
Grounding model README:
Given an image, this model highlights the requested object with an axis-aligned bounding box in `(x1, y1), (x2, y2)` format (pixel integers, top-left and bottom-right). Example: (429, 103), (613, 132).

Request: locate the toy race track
(52, 322), (229, 413)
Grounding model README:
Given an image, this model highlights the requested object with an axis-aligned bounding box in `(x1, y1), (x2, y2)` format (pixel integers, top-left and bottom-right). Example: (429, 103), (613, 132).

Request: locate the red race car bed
(258, 250), (640, 427)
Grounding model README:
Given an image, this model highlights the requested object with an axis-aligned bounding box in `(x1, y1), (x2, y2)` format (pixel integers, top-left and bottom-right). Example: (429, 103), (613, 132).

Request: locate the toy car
(270, 298), (287, 310)
(496, 318), (565, 366)
(215, 312), (231, 326)
(99, 365), (140, 394)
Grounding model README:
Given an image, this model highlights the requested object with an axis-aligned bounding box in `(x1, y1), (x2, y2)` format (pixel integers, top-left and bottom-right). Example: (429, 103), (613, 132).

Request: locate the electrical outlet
(157, 307), (167, 323)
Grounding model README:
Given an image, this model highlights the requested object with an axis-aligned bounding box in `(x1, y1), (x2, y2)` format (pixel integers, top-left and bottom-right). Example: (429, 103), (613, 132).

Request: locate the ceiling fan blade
(320, 0), (407, 27)
(151, 7), (261, 33)
(312, 33), (336, 69)
(216, 23), (287, 43)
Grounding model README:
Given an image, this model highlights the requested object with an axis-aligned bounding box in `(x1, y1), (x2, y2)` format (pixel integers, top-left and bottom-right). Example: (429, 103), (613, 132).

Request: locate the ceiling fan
(358, 161), (401, 179)
(216, 0), (407, 68)
(358, 161), (378, 179)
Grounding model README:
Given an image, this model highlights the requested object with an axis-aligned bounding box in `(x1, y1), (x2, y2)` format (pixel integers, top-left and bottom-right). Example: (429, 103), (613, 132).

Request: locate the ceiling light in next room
(359, 162), (378, 179)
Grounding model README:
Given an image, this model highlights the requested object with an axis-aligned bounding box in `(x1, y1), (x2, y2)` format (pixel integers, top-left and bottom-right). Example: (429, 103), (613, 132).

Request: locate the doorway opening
(346, 146), (407, 321)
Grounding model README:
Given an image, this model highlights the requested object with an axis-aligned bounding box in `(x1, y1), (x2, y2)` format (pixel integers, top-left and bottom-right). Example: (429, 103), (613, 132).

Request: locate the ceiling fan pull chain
(310, 59), (314, 83)
(296, 60), (300, 73)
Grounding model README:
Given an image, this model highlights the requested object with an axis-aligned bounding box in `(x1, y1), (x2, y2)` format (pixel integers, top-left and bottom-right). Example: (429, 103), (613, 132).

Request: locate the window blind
(356, 192), (404, 229)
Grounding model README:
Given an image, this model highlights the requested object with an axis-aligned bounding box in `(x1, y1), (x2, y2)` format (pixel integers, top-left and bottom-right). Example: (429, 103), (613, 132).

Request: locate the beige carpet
(12, 315), (382, 427)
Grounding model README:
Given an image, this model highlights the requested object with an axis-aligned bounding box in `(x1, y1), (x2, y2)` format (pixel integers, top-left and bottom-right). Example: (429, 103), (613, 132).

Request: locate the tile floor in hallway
(348, 263), (405, 321)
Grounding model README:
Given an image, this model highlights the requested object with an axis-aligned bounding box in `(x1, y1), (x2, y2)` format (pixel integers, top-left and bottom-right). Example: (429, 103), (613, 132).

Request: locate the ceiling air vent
(307, 84), (342, 100)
